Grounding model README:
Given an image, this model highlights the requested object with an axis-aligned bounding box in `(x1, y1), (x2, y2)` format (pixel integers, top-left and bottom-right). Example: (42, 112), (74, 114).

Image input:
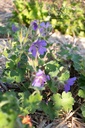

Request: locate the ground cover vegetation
(0, 0), (85, 128)
(12, 0), (85, 36)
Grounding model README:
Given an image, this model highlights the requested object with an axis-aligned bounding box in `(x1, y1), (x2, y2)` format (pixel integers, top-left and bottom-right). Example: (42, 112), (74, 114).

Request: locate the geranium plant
(0, 20), (85, 128)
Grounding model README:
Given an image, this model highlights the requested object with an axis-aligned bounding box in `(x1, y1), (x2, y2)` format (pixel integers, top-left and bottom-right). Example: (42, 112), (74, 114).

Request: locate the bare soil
(0, 0), (13, 26)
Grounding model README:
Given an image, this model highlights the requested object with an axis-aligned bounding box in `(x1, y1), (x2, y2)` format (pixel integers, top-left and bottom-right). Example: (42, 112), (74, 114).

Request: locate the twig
(0, 80), (8, 91)
(55, 104), (84, 128)
(0, 81), (21, 92)
(5, 83), (19, 89)
(45, 122), (54, 128)
(32, 119), (38, 125)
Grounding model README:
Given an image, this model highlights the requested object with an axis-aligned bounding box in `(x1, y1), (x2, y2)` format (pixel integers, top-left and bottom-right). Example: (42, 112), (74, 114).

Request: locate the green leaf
(0, 111), (17, 128)
(61, 92), (74, 112)
(40, 101), (55, 119)
(0, 111), (10, 128)
(78, 89), (85, 98)
(15, 74), (24, 83)
(51, 19), (57, 27)
(28, 92), (42, 113)
(45, 61), (60, 77)
(72, 54), (82, 62)
(58, 69), (70, 82)
(3, 50), (9, 58)
(81, 103), (85, 117)
(20, 92), (42, 114)
(78, 75), (85, 90)
(0, 91), (19, 111)
(0, 91), (19, 128)
(48, 80), (58, 93)
(28, 92), (42, 104)
(71, 54), (82, 71)
(52, 93), (62, 110)
(4, 69), (25, 83)
(7, 61), (16, 69)
(0, 101), (9, 108)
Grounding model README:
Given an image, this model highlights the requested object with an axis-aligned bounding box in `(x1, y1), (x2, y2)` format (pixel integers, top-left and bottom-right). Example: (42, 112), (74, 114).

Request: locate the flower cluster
(12, 21), (77, 93)
(31, 20), (52, 35)
(39, 22), (52, 36)
(29, 21), (77, 92)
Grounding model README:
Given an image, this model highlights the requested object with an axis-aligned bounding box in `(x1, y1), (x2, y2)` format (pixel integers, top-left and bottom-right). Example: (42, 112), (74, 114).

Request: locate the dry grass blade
(72, 117), (85, 128)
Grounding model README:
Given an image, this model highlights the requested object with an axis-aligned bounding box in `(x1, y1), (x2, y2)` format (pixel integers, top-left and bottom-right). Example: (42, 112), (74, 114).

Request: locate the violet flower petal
(12, 24), (18, 32)
(29, 45), (37, 57)
(39, 27), (45, 36)
(47, 75), (50, 80)
(66, 77), (76, 86)
(39, 40), (47, 46)
(64, 77), (76, 93)
(32, 48), (37, 57)
(38, 46), (47, 55)
(31, 21), (38, 31)
(40, 22), (45, 27)
(40, 22), (51, 28)
(36, 69), (43, 75)
(64, 84), (71, 93)
(45, 22), (51, 28)
(32, 69), (50, 87)
(32, 79), (41, 87)
(29, 40), (47, 57)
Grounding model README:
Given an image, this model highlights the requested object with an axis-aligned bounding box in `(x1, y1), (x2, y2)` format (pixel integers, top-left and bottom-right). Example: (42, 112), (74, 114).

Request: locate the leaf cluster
(12, 0), (85, 36)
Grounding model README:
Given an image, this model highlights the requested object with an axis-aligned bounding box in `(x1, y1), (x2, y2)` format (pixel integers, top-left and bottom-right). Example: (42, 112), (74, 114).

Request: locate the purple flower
(64, 77), (76, 93)
(29, 39), (47, 57)
(12, 24), (19, 32)
(39, 27), (46, 36)
(31, 20), (38, 31)
(32, 69), (50, 87)
(40, 22), (51, 28)
(39, 22), (52, 36)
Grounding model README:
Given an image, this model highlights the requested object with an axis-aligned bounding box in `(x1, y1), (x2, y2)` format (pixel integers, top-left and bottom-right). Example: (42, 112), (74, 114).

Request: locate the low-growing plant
(12, 0), (85, 37)
(49, 1), (85, 36)
(0, 21), (85, 127)
(12, 0), (49, 25)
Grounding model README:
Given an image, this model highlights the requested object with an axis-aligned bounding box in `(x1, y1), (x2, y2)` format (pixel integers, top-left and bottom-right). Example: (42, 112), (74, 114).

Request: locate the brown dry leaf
(18, 115), (32, 127)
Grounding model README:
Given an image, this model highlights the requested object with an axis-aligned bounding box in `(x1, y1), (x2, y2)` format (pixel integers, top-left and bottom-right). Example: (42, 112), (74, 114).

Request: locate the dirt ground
(0, 0), (13, 26)
(0, 0), (13, 12)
